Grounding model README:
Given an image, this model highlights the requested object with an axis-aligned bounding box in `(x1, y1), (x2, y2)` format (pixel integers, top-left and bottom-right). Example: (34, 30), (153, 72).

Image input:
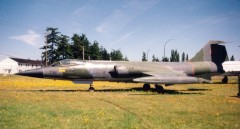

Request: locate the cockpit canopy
(50, 59), (85, 67)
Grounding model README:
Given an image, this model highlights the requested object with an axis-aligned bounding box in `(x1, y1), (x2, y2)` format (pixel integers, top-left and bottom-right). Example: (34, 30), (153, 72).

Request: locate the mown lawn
(0, 75), (239, 129)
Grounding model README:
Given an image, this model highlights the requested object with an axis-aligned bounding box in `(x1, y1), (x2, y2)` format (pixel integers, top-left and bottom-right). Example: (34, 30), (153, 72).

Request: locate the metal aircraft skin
(16, 40), (229, 93)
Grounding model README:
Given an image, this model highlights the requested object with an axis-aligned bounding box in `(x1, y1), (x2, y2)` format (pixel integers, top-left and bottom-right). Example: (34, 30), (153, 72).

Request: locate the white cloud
(95, 10), (129, 34)
(10, 30), (41, 46)
(95, 0), (159, 35)
(69, 6), (96, 33)
(115, 30), (138, 43)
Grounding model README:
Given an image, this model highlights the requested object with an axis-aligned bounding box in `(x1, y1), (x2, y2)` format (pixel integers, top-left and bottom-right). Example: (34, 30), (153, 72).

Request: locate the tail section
(191, 40), (229, 73)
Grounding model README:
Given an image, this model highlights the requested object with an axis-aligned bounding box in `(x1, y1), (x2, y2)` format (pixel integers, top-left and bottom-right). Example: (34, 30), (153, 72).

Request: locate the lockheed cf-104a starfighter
(18, 40), (236, 94)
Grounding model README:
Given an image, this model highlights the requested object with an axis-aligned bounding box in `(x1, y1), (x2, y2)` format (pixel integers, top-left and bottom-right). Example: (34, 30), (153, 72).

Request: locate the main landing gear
(88, 84), (95, 92)
(143, 84), (164, 93)
(155, 84), (164, 94)
(143, 84), (150, 91)
(222, 76), (228, 84)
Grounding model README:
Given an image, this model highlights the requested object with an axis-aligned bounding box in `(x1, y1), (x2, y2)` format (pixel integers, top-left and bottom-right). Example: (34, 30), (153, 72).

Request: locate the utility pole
(45, 33), (48, 66)
(238, 75), (240, 97)
(147, 49), (150, 61)
(82, 46), (85, 61)
(163, 39), (174, 62)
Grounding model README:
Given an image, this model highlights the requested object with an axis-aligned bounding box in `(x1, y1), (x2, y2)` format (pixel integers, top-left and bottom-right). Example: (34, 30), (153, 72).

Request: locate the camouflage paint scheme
(17, 40), (240, 96)
(18, 40), (227, 86)
(39, 60), (218, 84)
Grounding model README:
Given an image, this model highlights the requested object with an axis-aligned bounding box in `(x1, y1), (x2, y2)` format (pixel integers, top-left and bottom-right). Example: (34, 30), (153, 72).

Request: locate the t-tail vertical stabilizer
(191, 40), (229, 73)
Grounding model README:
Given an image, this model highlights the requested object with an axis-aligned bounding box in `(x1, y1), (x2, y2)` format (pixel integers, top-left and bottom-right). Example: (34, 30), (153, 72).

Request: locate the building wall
(0, 57), (42, 74)
(0, 58), (18, 74)
(17, 63), (42, 72)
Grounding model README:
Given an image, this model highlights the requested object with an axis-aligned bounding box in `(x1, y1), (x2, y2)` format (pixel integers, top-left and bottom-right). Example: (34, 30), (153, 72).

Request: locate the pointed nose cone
(16, 68), (43, 78)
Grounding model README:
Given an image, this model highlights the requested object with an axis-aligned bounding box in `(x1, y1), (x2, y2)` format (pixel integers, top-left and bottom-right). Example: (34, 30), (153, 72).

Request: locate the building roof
(10, 57), (43, 65)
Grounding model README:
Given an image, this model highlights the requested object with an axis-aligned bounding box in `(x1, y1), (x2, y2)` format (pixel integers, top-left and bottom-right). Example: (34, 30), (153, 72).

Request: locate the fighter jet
(17, 40), (229, 93)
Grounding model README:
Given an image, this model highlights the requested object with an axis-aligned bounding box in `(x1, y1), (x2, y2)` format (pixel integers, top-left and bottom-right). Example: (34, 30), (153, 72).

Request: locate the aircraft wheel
(88, 87), (95, 92)
(155, 85), (164, 94)
(88, 84), (95, 92)
(222, 76), (228, 84)
(143, 84), (150, 91)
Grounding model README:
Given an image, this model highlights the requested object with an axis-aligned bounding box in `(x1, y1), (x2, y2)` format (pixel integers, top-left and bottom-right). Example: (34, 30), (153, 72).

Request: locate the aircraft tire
(89, 87), (95, 92)
(222, 76), (228, 84)
(143, 84), (150, 91)
(155, 85), (164, 94)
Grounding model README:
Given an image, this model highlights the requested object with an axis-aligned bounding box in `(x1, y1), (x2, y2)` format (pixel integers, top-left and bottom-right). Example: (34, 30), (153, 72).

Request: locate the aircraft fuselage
(20, 61), (218, 84)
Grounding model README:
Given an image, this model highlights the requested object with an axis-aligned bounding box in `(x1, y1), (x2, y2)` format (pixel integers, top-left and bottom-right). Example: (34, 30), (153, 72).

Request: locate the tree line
(40, 27), (127, 65)
(142, 49), (189, 62)
(143, 50), (236, 62)
(41, 27), (236, 65)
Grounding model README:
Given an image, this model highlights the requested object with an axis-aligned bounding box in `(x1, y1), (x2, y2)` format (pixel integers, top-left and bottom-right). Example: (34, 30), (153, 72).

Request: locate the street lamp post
(147, 49), (150, 61)
(163, 39), (174, 62)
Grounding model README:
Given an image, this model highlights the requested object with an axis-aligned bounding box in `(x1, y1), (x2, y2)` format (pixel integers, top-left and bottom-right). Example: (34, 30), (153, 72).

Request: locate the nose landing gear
(89, 84), (95, 92)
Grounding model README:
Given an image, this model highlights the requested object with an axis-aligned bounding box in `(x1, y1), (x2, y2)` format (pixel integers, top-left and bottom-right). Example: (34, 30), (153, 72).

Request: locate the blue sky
(0, 0), (240, 61)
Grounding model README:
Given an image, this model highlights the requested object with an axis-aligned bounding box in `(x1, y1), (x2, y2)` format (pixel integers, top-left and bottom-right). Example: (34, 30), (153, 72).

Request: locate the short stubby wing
(133, 74), (211, 85)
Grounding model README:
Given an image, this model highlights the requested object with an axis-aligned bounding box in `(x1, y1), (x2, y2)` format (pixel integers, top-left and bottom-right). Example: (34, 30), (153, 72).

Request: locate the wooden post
(238, 75), (240, 97)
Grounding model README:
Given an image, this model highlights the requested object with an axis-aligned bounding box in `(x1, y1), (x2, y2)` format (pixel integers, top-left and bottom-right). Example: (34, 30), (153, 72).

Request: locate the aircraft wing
(133, 72), (211, 84)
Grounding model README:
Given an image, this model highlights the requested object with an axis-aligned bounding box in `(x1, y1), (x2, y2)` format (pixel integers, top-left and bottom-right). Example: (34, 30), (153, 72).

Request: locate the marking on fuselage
(59, 68), (66, 73)
(187, 62), (195, 75)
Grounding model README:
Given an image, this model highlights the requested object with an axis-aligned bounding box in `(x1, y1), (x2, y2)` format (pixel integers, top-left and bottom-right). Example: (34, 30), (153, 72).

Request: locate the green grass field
(0, 75), (239, 129)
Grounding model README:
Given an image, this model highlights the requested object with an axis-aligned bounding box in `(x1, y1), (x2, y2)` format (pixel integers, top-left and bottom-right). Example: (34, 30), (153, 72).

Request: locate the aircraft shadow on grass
(23, 87), (207, 95)
(212, 82), (238, 84)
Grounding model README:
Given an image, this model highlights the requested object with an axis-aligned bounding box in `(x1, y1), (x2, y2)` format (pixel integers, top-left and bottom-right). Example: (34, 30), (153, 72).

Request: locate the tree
(152, 55), (160, 62)
(40, 27), (60, 65)
(110, 49), (123, 61)
(162, 57), (169, 62)
(176, 51), (180, 62)
(142, 52), (147, 61)
(152, 55), (157, 62)
(89, 41), (100, 60)
(99, 46), (110, 60)
(71, 34), (83, 59)
(79, 34), (91, 60)
(230, 55), (235, 61)
(181, 52), (185, 62)
(170, 49), (180, 62)
(40, 27), (129, 62)
(57, 34), (71, 60)
(123, 56), (129, 61)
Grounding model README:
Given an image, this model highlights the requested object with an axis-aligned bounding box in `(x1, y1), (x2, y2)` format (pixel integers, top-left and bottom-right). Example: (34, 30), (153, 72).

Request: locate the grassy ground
(0, 75), (239, 129)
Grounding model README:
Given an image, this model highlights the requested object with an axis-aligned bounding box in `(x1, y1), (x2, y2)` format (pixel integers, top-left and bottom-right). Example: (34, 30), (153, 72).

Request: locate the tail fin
(191, 40), (229, 73)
